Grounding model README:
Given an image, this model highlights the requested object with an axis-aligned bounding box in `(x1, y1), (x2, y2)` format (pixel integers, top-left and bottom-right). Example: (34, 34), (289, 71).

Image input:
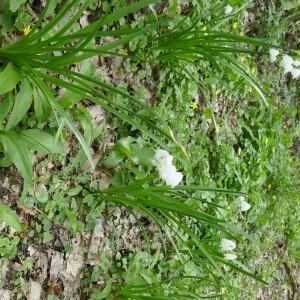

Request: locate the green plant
(0, 0), (182, 192)
(149, 22), (277, 107)
(95, 179), (264, 283)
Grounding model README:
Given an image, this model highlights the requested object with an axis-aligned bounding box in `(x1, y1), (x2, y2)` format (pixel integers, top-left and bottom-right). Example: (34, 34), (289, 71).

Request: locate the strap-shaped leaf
(0, 203), (22, 231)
(0, 131), (32, 184)
(6, 78), (33, 130)
(19, 129), (63, 154)
(0, 63), (20, 95)
(0, 92), (13, 124)
(33, 87), (51, 122)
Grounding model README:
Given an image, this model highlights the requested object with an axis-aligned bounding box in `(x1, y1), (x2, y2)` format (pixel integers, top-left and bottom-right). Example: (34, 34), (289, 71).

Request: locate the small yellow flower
(240, 56), (246, 64)
(248, 86), (253, 93)
(237, 147), (242, 156)
(23, 25), (31, 36)
(232, 22), (238, 29)
(192, 101), (198, 110)
(251, 66), (256, 74)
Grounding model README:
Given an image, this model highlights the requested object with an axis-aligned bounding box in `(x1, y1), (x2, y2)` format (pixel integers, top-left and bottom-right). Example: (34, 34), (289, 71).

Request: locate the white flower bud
(239, 196), (251, 212)
(224, 5), (233, 15)
(221, 238), (236, 251)
(224, 253), (237, 260)
(269, 48), (279, 63)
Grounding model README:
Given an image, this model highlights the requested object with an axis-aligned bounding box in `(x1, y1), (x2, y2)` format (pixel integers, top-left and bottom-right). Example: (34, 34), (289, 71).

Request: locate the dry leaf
(27, 281), (42, 300)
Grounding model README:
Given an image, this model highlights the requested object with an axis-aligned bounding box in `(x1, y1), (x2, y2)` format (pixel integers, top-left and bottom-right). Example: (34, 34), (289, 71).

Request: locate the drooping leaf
(0, 203), (22, 231)
(19, 129), (63, 154)
(0, 131), (32, 184)
(33, 87), (51, 122)
(27, 71), (95, 169)
(0, 63), (20, 95)
(6, 78), (33, 130)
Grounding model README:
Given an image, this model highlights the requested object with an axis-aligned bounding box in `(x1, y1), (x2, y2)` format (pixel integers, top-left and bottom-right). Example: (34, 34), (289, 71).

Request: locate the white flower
(224, 5), (233, 15)
(221, 238), (236, 251)
(293, 60), (300, 67)
(166, 171), (183, 188)
(281, 55), (294, 74)
(154, 149), (173, 167)
(153, 149), (183, 188)
(269, 48), (279, 63)
(224, 253), (237, 260)
(239, 196), (251, 212)
(291, 68), (300, 79)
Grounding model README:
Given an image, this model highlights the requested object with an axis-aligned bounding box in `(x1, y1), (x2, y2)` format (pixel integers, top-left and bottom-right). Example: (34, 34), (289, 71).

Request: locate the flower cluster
(153, 149), (183, 188)
(269, 49), (300, 79)
(221, 238), (237, 260)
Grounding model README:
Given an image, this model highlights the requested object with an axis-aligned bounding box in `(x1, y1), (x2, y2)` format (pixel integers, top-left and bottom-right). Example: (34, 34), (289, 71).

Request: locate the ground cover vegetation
(0, 0), (299, 299)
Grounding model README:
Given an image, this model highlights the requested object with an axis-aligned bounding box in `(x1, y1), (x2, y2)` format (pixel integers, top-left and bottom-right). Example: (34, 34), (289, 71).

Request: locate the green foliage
(0, 235), (20, 258)
(0, 203), (21, 231)
(0, 63), (20, 95)
(0, 1), (299, 299)
(9, 0), (27, 13)
(6, 78), (32, 130)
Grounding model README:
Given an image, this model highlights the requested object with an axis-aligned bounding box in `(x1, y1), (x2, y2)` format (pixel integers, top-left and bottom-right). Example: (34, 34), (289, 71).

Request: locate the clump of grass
(95, 179), (265, 285)
(0, 0), (177, 174)
(148, 18), (280, 107)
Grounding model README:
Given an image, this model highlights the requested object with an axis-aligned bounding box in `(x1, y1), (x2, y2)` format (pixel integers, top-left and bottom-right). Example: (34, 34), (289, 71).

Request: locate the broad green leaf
(67, 186), (83, 196)
(115, 137), (155, 166)
(9, 0), (27, 12)
(0, 11), (13, 35)
(14, 9), (31, 31)
(117, 137), (134, 157)
(0, 154), (12, 167)
(130, 144), (155, 167)
(0, 63), (20, 95)
(6, 78), (33, 130)
(0, 131), (32, 184)
(59, 90), (82, 108)
(19, 129), (63, 153)
(101, 150), (125, 167)
(35, 185), (48, 203)
(0, 92), (13, 124)
(0, 203), (22, 231)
